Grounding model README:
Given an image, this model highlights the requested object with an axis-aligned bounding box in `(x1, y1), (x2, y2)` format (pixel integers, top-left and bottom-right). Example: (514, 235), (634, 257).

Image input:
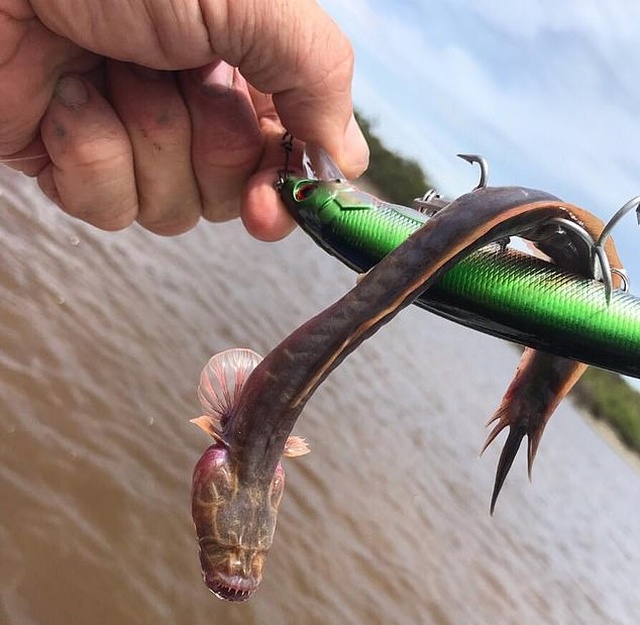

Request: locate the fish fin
(190, 415), (226, 445)
(527, 435), (540, 481)
(480, 412), (506, 455)
(198, 348), (263, 424)
(489, 423), (527, 515)
(283, 436), (311, 457)
(481, 402), (527, 514)
(483, 350), (587, 512)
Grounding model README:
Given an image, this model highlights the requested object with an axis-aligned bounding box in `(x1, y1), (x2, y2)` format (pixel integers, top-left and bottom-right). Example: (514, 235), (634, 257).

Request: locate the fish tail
(483, 349), (587, 512)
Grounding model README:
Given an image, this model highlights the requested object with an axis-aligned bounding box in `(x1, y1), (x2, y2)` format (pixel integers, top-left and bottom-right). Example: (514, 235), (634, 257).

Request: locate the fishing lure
(191, 179), (599, 600)
(278, 144), (639, 511)
(278, 152), (640, 379)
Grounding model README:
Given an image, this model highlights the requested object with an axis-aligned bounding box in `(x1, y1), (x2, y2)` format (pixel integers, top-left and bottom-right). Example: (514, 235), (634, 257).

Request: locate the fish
(190, 348), (309, 601)
(480, 207), (625, 512)
(191, 183), (594, 600)
(278, 176), (640, 378)
(278, 154), (634, 511)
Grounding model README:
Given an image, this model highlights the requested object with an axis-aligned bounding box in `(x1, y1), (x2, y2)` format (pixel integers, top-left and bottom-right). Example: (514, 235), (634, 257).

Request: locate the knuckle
(57, 181), (138, 231)
(136, 194), (202, 236)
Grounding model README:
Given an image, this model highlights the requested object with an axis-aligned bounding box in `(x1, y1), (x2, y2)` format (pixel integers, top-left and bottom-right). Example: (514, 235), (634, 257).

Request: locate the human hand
(0, 0), (369, 239)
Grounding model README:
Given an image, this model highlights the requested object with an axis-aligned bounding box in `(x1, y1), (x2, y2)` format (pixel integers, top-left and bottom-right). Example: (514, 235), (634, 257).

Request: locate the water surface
(0, 169), (638, 624)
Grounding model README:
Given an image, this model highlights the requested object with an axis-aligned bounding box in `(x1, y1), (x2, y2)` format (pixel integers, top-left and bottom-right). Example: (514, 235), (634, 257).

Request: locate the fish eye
(294, 182), (318, 201)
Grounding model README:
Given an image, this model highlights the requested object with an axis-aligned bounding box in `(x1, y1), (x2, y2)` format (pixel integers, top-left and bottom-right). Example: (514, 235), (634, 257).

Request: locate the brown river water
(1, 168), (639, 625)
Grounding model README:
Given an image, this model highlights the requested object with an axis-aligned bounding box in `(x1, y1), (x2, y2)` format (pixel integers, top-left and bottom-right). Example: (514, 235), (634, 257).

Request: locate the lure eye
(294, 182), (318, 201)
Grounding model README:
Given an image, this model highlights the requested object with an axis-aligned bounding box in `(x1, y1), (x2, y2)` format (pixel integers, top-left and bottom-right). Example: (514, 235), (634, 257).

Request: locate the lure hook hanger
(276, 132), (295, 190)
(457, 154), (489, 190)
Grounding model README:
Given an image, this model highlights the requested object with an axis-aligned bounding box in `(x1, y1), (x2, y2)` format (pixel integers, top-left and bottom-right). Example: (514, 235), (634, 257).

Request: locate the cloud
(319, 0), (640, 278)
(465, 0), (640, 49)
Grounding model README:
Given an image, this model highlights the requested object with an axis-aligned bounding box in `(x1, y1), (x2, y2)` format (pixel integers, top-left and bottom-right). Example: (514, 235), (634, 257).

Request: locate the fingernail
(55, 75), (89, 110)
(340, 114), (370, 177)
(199, 60), (235, 92)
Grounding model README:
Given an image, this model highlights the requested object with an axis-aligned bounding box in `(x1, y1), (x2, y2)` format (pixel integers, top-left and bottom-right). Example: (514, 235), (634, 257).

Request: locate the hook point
(456, 154), (488, 190)
(456, 153), (475, 164)
(597, 194), (640, 249)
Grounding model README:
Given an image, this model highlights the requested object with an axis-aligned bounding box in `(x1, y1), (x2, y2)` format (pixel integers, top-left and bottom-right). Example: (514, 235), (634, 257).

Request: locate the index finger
(206, 0), (369, 177)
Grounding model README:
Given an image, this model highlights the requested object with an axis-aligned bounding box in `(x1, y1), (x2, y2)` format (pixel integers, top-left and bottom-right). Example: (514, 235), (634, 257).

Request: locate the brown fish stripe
(228, 187), (584, 483)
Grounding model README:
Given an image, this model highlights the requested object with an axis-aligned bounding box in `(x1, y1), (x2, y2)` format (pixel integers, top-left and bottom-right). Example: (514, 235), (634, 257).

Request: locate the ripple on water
(1, 169), (639, 625)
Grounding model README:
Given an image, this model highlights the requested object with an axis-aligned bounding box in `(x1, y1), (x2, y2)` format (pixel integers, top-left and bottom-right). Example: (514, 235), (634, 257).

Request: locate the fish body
(279, 177), (640, 378)
(192, 184), (592, 600)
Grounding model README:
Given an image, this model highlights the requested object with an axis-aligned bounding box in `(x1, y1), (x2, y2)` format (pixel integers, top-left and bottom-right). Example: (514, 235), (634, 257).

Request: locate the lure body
(280, 177), (640, 378)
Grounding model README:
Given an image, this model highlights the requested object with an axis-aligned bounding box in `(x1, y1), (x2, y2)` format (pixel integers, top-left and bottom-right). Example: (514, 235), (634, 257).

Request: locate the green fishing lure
(279, 176), (640, 378)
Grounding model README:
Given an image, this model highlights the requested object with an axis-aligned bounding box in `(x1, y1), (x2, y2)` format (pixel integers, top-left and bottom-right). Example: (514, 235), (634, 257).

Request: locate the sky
(320, 0), (640, 292)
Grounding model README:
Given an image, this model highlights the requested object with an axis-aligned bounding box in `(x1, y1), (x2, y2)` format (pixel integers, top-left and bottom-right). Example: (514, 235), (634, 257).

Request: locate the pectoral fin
(284, 435), (311, 457)
(190, 415), (227, 445)
(197, 348), (263, 429)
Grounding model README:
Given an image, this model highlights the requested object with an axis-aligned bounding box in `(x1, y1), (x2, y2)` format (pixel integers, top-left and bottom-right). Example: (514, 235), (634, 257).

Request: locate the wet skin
(191, 184), (591, 600)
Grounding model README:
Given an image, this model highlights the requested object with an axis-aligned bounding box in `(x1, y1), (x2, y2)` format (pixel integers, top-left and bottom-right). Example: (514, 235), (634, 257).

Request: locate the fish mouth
(204, 573), (259, 602)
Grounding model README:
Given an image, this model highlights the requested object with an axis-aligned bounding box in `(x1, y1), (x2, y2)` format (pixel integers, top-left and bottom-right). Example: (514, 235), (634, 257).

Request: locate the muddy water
(0, 168), (638, 625)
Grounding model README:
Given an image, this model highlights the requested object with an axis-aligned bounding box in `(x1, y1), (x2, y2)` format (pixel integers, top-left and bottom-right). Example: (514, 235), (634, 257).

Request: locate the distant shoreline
(576, 403), (640, 473)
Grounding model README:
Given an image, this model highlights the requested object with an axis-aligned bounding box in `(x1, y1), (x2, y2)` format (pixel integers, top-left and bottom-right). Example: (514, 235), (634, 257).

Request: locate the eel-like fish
(190, 184), (591, 600)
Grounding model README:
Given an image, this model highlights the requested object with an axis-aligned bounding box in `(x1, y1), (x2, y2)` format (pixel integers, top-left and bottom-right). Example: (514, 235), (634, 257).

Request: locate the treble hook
(413, 154), (488, 214)
(457, 154), (489, 190)
(543, 217), (613, 300)
(595, 194), (640, 253)
(593, 194), (640, 302)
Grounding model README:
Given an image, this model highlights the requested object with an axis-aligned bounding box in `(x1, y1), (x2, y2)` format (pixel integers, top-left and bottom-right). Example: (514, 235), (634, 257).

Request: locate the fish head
(191, 443), (285, 601)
